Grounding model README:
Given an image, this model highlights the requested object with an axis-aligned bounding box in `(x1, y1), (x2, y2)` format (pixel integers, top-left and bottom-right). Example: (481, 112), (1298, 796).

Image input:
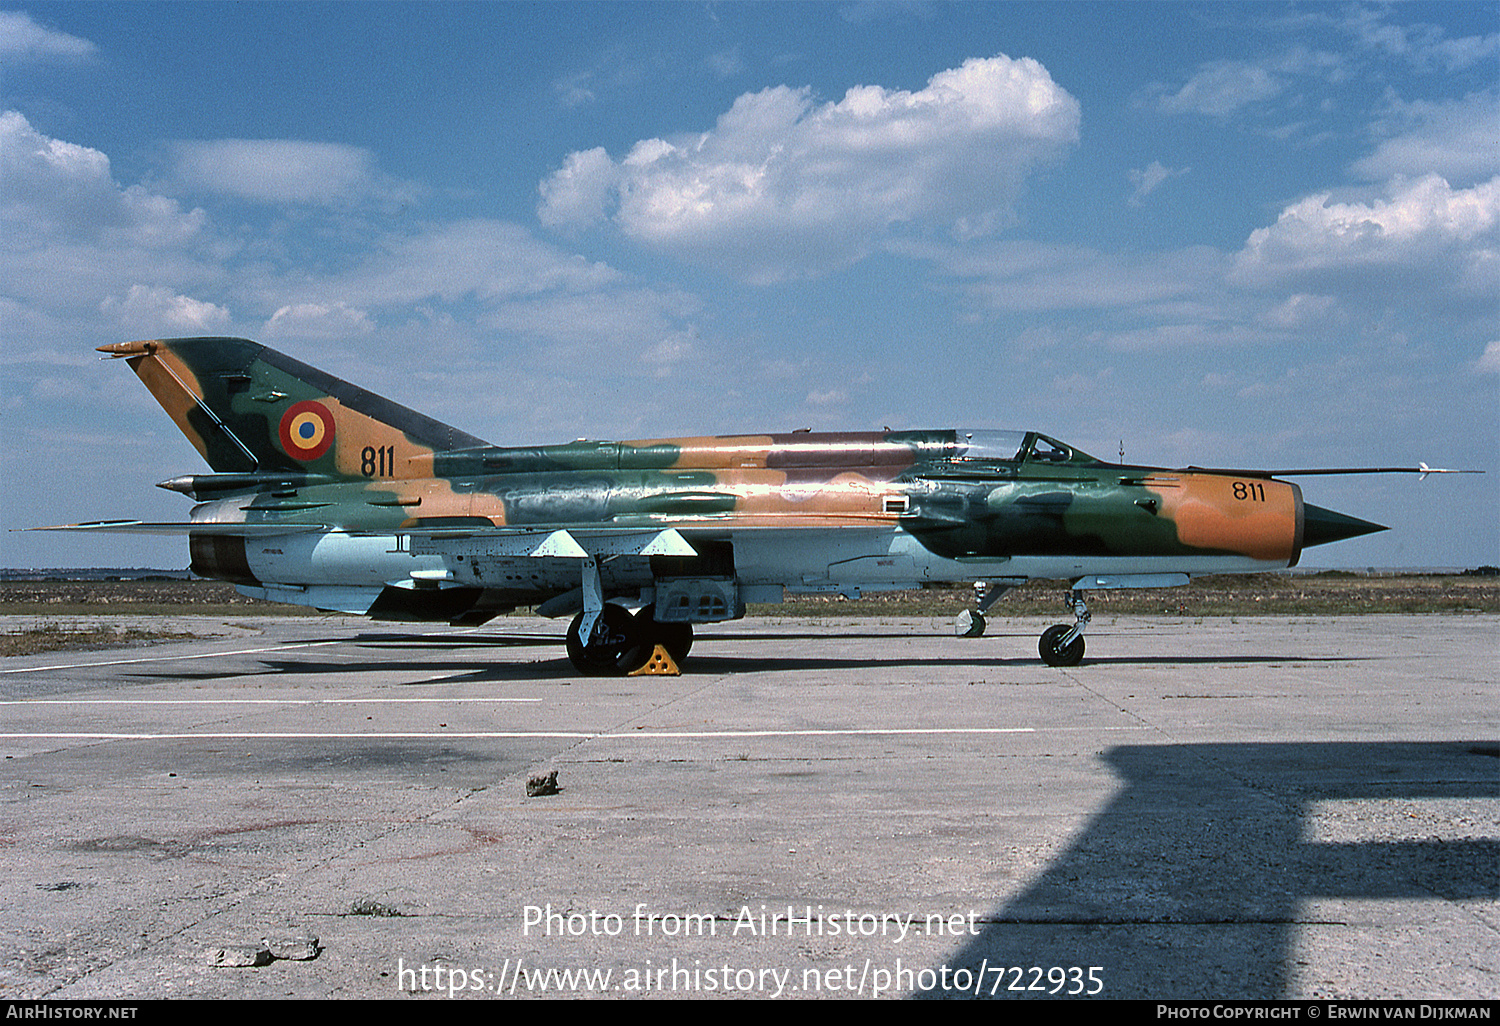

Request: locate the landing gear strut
(1038, 589), (1089, 667)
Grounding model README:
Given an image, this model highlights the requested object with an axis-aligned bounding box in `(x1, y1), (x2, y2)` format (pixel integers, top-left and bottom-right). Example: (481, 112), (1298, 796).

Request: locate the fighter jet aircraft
(45, 336), (1459, 672)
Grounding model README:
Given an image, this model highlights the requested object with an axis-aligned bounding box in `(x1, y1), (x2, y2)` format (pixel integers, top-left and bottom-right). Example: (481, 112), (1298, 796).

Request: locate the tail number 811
(361, 445), (397, 477)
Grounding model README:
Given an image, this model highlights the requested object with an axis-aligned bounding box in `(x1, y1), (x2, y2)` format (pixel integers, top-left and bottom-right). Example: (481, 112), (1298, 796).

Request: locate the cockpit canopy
(953, 430), (1096, 465)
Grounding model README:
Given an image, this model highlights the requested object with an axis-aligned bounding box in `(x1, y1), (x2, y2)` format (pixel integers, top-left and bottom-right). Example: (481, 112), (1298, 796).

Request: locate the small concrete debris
(203, 934), (320, 967)
(204, 944), (272, 968)
(265, 935), (321, 961)
(349, 898), (403, 917)
(526, 769), (560, 797)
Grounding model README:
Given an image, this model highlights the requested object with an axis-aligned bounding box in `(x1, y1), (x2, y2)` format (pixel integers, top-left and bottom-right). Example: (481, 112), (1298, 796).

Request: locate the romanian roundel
(278, 400), (336, 460)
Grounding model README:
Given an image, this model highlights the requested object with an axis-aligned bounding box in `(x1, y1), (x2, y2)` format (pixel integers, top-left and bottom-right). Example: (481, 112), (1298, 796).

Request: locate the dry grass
(761, 573), (1500, 617)
(0, 578), (315, 617)
(1, 622), (203, 657)
(2, 572), (1496, 620)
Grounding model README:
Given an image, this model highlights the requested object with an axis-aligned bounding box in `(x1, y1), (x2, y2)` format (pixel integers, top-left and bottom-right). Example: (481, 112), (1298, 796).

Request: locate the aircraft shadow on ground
(686, 653), (1370, 672)
(128, 649), (1369, 684)
(366, 629), (1376, 671)
(124, 632), (570, 683)
(122, 627), (1372, 682)
(128, 658), (570, 684)
(918, 740), (1499, 999)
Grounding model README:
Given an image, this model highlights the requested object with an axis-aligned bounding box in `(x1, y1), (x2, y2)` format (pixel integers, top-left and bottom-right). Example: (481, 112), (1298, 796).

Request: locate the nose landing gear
(954, 579), (1024, 638)
(1039, 589), (1089, 667)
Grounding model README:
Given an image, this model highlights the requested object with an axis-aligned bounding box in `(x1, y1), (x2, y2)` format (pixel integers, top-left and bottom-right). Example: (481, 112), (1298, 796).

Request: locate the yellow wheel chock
(628, 643), (681, 676)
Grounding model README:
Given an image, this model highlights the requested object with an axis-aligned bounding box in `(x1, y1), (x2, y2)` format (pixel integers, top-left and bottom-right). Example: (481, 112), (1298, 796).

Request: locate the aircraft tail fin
(98, 337), (487, 477)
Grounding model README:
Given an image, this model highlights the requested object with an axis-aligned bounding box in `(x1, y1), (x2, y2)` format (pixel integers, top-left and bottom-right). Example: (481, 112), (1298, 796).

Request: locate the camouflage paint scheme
(79, 337), (1385, 670)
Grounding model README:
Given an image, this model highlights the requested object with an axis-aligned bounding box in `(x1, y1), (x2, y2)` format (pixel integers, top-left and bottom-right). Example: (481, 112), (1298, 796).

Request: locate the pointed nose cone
(1302, 503), (1388, 548)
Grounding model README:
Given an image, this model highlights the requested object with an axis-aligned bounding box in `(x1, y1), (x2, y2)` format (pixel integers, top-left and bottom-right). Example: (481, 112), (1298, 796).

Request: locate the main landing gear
(565, 604), (694, 676)
(564, 555), (694, 676)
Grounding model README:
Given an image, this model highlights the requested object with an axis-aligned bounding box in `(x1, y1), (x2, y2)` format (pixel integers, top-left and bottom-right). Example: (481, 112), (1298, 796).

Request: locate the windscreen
(953, 430), (1028, 462)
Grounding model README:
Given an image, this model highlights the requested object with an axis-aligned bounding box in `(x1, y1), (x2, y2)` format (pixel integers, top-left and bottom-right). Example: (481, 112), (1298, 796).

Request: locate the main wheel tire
(566, 605), (642, 675)
(629, 605), (693, 666)
(1039, 624), (1085, 667)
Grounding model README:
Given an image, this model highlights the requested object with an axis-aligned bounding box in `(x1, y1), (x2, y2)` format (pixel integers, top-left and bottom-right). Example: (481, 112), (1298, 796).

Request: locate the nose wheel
(954, 579), (1021, 638)
(1039, 590), (1089, 667)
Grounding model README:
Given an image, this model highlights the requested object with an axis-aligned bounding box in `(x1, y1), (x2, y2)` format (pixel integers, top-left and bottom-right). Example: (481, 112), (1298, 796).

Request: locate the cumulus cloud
(1352, 91), (1500, 185)
(538, 55), (1080, 281)
(1150, 59), (1285, 117)
(1338, 5), (1500, 72)
(100, 285), (230, 332)
(168, 139), (413, 206)
(1260, 293), (1340, 330)
(0, 10), (97, 61)
(1232, 174), (1500, 297)
(339, 219), (621, 307)
(1144, 48), (1348, 120)
(537, 147), (618, 230)
(1, 111), (206, 246)
(1424, 32), (1500, 73)
(263, 302), (375, 339)
(1, 114), (657, 357)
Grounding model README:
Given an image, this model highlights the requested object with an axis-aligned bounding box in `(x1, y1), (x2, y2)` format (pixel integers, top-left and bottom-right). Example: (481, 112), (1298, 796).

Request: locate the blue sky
(2, 1), (1496, 569)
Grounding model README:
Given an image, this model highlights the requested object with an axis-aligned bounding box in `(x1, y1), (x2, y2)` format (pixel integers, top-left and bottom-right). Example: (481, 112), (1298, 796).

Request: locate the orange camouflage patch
(1153, 474), (1299, 562)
